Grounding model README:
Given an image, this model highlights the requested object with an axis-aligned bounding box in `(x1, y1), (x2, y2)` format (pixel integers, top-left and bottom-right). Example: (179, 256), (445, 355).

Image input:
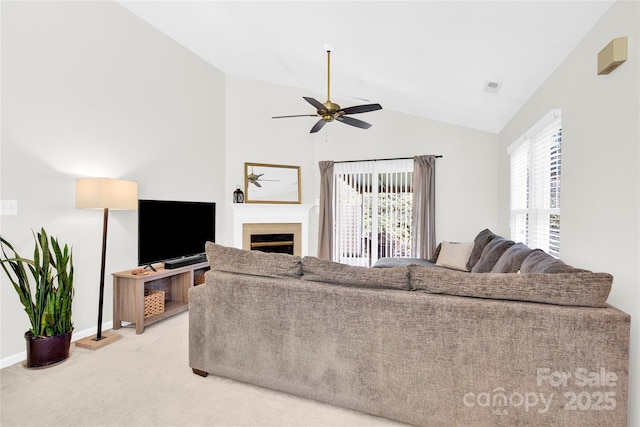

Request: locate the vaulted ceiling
(118, 1), (614, 133)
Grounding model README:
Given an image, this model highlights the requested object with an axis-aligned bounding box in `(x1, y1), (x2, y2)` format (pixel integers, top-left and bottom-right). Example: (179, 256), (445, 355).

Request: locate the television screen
(138, 199), (215, 266)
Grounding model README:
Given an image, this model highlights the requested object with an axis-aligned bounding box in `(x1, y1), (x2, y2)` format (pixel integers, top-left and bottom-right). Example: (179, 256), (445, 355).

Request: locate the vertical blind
(333, 159), (413, 266)
(508, 109), (562, 258)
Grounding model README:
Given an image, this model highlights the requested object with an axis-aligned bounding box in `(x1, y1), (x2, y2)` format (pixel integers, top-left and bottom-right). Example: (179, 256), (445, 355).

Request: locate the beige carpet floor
(0, 311), (407, 427)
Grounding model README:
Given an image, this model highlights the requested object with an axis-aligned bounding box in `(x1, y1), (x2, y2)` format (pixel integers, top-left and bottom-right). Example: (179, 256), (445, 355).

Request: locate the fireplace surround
(231, 204), (312, 256)
(244, 223), (300, 255)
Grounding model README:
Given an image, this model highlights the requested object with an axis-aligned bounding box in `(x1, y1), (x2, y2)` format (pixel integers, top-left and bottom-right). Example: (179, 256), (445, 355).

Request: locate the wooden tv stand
(112, 262), (209, 334)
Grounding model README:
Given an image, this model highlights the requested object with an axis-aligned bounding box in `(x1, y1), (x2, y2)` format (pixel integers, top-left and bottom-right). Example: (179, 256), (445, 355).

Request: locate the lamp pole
(94, 207), (109, 341)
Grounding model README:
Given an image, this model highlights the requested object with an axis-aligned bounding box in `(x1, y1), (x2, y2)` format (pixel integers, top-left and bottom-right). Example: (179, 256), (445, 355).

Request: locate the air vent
(483, 80), (502, 94)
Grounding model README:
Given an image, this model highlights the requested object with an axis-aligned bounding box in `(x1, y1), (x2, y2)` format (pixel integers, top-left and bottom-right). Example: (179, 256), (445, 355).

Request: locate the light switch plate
(1, 200), (18, 216)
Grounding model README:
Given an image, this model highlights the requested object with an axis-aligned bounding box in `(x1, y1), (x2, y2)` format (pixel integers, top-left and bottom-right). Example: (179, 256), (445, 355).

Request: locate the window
(333, 159), (413, 266)
(508, 109), (562, 257)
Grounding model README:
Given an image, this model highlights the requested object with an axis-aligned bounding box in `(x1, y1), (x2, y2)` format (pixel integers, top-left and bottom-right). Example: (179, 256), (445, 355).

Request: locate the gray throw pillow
(428, 243), (442, 263)
(205, 242), (302, 278)
(491, 242), (533, 273)
(471, 237), (515, 273)
(520, 249), (587, 274)
(466, 229), (497, 270)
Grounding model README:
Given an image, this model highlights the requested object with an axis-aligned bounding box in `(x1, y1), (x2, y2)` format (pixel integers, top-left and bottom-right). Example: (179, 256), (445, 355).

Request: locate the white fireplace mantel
(231, 204), (313, 256)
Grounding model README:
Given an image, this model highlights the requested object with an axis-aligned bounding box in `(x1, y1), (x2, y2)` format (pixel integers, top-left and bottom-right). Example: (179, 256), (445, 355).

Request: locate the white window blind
(333, 159), (413, 266)
(508, 109), (562, 257)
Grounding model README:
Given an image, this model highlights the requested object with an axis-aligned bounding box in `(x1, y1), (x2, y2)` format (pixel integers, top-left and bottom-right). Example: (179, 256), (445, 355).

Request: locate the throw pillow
(471, 237), (515, 273)
(491, 242), (533, 273)
(428, 243), (442, 263)
(520, 249), (587, 274)
(205, 242), (302, 278)
(435, 241), (474, 271)
(466, 229), (497, 271)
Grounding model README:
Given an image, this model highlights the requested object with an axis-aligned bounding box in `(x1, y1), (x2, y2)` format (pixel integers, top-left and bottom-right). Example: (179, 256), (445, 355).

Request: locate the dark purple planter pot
(24, 331), (72, 368)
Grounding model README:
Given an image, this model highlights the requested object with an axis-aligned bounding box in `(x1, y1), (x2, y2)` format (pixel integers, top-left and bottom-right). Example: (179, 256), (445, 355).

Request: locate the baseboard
(0, 352), (26, 369)
(0, 321), (113, 369)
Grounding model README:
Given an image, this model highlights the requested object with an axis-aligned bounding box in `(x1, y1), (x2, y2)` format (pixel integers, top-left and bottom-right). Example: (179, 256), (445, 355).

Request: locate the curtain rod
(335, 155), (443, 164)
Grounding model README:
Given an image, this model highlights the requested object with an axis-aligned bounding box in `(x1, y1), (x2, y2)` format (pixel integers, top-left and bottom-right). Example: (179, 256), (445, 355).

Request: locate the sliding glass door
(333, 159), (413, 266)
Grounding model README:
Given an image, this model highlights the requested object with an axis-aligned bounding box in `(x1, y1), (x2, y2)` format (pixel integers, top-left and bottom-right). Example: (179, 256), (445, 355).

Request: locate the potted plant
(0, 228), (74, 368)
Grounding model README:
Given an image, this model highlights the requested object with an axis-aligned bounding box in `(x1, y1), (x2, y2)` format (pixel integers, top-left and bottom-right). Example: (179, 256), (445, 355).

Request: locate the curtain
(317, 161), (334, 260)
(411, 155), (436, 259)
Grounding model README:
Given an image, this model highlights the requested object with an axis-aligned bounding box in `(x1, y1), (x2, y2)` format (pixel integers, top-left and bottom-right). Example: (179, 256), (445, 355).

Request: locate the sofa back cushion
(302, 256), (410, 290)
(466, 229), (497, 270)
(471, 237), (515, 273)
(520, 249), (587, 273)
(205, 242), (302, 278)
(409, 265), (612, 307)
(491, 242), (533, 273)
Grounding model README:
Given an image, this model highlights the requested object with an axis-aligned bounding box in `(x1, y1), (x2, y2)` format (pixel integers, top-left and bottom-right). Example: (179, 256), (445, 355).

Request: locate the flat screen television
(138, 199), (215, 267)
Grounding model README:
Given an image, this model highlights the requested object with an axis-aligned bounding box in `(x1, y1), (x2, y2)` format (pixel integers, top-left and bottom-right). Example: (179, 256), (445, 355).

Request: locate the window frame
(508, 109), (562, 257)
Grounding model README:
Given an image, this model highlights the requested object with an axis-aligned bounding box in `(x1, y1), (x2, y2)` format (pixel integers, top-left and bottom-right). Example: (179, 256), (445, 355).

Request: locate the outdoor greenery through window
(333, 159), (413, 266)
(509, 109), (562, 257)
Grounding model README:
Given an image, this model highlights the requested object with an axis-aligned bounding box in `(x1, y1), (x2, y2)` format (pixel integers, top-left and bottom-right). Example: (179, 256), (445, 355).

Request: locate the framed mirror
(244, 162), (301, 204)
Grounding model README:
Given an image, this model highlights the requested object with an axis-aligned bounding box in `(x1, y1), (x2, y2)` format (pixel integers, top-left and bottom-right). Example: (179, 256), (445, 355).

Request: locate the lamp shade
(75, 178), (138, 210)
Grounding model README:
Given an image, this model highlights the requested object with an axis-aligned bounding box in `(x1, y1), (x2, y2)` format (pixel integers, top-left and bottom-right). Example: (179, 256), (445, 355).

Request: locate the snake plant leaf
(0, 228), (74, 338)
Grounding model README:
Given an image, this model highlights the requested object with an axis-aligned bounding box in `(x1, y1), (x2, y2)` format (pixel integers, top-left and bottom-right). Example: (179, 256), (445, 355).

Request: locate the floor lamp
(75, 178), (138, 350)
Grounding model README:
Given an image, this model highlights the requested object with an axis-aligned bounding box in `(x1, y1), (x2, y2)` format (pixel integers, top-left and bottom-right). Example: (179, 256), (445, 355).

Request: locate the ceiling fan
(272, 49), (382, 133)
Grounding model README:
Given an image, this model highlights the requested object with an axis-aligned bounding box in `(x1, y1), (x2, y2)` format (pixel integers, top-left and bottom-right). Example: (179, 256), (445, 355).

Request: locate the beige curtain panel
(316, 161), (335, 260)
(411, 155), (437, 259)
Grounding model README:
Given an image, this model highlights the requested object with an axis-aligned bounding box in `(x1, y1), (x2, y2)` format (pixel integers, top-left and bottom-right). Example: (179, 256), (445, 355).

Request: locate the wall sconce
(598, 36), (627, 75)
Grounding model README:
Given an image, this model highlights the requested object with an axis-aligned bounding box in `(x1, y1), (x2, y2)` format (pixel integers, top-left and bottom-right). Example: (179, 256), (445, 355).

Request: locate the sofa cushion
(373, 257), (440, 268)
(471, 237), (515, 273)
(409, 265), (612, 307)
(520, 249), (587, 273)
(302, 256), (410, 290)
(435, 241), (474, 271)
(466, 229), (497, 270)
(491, 242), (533, 273)
(205, 242), (302, 278)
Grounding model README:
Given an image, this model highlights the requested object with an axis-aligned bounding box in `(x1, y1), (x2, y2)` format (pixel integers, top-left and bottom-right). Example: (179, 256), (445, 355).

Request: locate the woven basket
(194, 272), (206, 286)
(144, 289), (165, 318)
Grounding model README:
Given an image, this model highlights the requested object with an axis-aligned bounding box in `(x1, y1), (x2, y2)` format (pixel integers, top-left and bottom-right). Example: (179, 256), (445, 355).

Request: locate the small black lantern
(233, 185), (245, 203)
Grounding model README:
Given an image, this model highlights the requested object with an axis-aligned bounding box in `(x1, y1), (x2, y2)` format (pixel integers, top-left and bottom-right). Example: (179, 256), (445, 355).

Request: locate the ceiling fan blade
(272, 114), (318, 119)
(303, 96), (327, 112)
(310, 119), (327, 133)
(336, 115), (372, 129)
(340, 103), (383, 115)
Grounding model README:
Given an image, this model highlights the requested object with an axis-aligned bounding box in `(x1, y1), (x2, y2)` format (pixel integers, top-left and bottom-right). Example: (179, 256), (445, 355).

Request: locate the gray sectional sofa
(189, 230), (630, 427)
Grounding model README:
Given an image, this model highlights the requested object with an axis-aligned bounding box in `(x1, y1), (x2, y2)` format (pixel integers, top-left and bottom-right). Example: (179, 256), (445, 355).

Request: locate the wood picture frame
(244, 162), (301, 204)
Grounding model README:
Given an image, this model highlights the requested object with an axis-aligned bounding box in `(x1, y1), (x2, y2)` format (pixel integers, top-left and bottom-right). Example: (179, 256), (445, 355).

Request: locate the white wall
(223, 75), (498, 252)
(1, 0), (499, 364)
(1, 1), (226, 363)
(497, 1), (639, 425)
